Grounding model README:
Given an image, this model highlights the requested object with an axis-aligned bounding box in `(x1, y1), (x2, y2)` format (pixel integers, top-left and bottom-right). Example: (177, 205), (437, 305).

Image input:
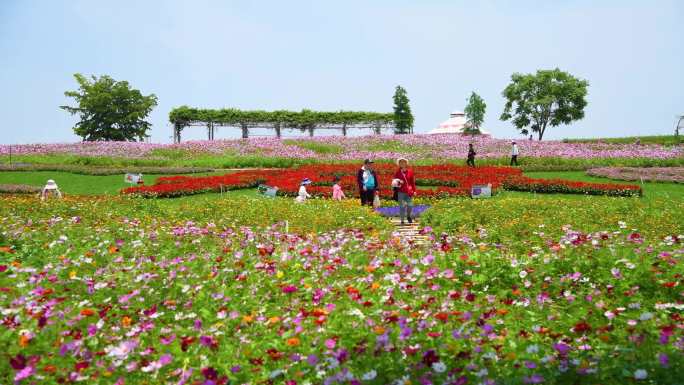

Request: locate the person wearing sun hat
(356, 159), (379, 206)
(295, 178), (312, 203)
(41, 179), (63, 201)
(393, 157), (416, 225)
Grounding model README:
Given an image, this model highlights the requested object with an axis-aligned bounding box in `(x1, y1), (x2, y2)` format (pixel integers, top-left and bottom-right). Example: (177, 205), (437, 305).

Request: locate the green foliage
(463, 91), (486, 134)
(168, 107), (395, 134)
(61, 74), (158, 141)
(282, 140), (344, 154)
(500, 68), (588, 140)
(392, 85), (414, 134)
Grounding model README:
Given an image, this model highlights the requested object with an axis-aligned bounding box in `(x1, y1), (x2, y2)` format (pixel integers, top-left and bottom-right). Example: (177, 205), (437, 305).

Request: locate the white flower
(639, 312), (653, 321)
(519, 270), (528, 279)
(526, 344), (539, 354)
(362, 370), (377, 380)
(634, 369), (647, 380)
(432, 361), (446, 373)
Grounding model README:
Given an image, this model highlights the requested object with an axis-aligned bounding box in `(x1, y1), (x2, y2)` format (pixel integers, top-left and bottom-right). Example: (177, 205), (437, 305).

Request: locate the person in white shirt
(295, 178), (312, 203)
(510, 141), (519, 166)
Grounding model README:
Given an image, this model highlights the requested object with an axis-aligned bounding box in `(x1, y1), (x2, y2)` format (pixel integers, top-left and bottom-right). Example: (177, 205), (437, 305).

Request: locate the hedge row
(0, 184), (42, 194)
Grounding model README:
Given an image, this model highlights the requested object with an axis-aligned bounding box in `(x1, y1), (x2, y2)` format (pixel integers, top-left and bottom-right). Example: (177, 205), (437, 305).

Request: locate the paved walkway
(389, 217), (429, 245)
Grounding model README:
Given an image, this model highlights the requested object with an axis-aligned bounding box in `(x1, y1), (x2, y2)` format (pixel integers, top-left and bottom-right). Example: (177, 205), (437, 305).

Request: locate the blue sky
(1, 0), (682, 144)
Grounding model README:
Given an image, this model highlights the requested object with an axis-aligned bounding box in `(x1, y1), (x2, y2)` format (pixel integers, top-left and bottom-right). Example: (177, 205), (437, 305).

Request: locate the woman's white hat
(396, 157), (409, 166)
(44, 180), (59, 190)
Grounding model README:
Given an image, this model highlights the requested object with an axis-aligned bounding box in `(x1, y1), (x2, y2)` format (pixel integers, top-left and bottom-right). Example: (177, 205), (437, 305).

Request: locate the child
(295, 178), (312, 203)
(332, 176), (345, 201)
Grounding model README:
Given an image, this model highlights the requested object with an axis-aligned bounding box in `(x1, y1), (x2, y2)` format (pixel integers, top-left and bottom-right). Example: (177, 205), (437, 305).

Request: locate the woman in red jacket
(394, 158), (416, 225)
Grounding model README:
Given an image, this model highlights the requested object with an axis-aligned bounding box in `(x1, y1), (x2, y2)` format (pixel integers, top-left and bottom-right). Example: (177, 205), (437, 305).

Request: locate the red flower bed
(503, 176), (642, 197)
(122, 164), (641, 198)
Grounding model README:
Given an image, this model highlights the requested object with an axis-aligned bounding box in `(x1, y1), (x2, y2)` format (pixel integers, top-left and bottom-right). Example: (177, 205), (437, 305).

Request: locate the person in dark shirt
(467, 143), (476, 167)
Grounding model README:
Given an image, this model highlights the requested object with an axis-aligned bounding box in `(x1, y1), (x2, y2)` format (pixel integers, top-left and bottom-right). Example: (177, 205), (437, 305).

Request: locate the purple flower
(553, 342), (571, 355)
(306, 354), (319, 366)
(523, 374), (544, 384)
(659, 353), (669, 367)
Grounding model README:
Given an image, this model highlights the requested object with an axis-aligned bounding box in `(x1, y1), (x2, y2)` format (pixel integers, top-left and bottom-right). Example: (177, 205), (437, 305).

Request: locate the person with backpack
(357, 159), (379, 206)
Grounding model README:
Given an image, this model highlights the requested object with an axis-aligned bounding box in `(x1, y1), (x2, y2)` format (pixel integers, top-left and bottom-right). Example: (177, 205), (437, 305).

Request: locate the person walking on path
(332, 176), (346, 201)
(467, 143), (476, 167)
(357, 159), (379, 206)
(393, 158), (416, 225)
(510, 141), (519, 166)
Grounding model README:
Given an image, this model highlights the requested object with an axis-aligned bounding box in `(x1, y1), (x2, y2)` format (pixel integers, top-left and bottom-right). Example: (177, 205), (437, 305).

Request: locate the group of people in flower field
(296, 157), (417, 224)
(296, 142), (521, 224)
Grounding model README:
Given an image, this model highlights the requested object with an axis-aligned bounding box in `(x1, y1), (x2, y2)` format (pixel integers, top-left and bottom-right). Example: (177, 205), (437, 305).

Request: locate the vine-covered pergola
(169, 106), (396, 142)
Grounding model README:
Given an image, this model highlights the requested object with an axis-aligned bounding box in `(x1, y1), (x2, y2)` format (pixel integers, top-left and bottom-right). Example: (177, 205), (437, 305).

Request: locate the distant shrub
(0, 184), (42, 194)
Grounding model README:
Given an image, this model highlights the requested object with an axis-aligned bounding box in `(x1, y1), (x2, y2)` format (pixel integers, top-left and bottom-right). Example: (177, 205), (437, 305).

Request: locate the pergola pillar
(207, 122), (214, 140)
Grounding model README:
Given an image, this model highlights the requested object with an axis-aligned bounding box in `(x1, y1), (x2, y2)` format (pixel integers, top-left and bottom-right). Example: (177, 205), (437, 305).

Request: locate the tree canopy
(392, 86), (414, 134)
(464, 92), (486, 134)
(500, 68), (588, 140)
(61, 74), (158, 141)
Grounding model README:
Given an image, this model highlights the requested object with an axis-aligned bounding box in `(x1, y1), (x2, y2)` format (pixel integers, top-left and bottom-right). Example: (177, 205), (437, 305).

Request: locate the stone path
(389, 217), (429, 245)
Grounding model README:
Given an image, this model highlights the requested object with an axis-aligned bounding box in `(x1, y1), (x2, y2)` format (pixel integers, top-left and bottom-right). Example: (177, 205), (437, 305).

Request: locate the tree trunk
(538, 121), (548, 141)
(241, 124), (249, 139)
(308, 126), (314, 137)
(275, 123), (281, 138)
(342, 123), (347, 136)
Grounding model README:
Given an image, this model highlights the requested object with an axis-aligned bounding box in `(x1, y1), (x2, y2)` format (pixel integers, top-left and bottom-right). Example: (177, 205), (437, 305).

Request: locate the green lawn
(524, 170), (684, 200)
(0, 171), (227, 195)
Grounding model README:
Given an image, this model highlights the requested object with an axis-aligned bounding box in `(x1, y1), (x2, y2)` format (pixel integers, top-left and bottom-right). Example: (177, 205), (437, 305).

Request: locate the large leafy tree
(500, 68), (588, 140)
(464, 91), (486, 134)
(392, 85), (414, 134)
(61, 74), (158, 141)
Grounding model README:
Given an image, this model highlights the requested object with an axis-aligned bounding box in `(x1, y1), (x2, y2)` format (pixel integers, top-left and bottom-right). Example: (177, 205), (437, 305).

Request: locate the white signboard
(471, 184), (492, 198)
(124, 173), (143, 184)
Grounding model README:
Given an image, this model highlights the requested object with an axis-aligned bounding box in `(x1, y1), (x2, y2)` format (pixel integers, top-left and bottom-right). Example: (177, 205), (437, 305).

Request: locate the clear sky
(1, 0), (682, 144)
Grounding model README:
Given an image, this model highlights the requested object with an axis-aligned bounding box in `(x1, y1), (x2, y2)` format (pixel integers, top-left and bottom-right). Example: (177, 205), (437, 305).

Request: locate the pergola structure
(169, 107), (396, 143)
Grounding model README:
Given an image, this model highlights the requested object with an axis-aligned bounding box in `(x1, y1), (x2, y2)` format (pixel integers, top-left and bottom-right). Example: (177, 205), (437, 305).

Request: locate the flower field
(1, 193), (683, 384)
(2, 135), (682, 169)
(122, 164), (641, 199)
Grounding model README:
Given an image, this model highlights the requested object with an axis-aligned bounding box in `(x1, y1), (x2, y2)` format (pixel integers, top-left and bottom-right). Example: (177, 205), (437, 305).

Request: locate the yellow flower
(69, 270), (77, 279)
(276, 271), (284, 279)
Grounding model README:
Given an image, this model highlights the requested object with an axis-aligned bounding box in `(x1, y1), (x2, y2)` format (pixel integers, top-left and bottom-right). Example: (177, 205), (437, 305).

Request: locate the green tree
(500, 68), (588, 140)
(392, 85), (414, 134)
(61, 74), (158, 141)
(464, 91), (486, 135)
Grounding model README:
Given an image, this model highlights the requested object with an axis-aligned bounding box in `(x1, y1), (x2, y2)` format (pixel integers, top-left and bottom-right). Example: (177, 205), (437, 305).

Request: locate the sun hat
(45, 180), (59, 190)
(396, 157), (409, 166)
(301, 178), (312, 185)
(363, 159), (374, 164)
